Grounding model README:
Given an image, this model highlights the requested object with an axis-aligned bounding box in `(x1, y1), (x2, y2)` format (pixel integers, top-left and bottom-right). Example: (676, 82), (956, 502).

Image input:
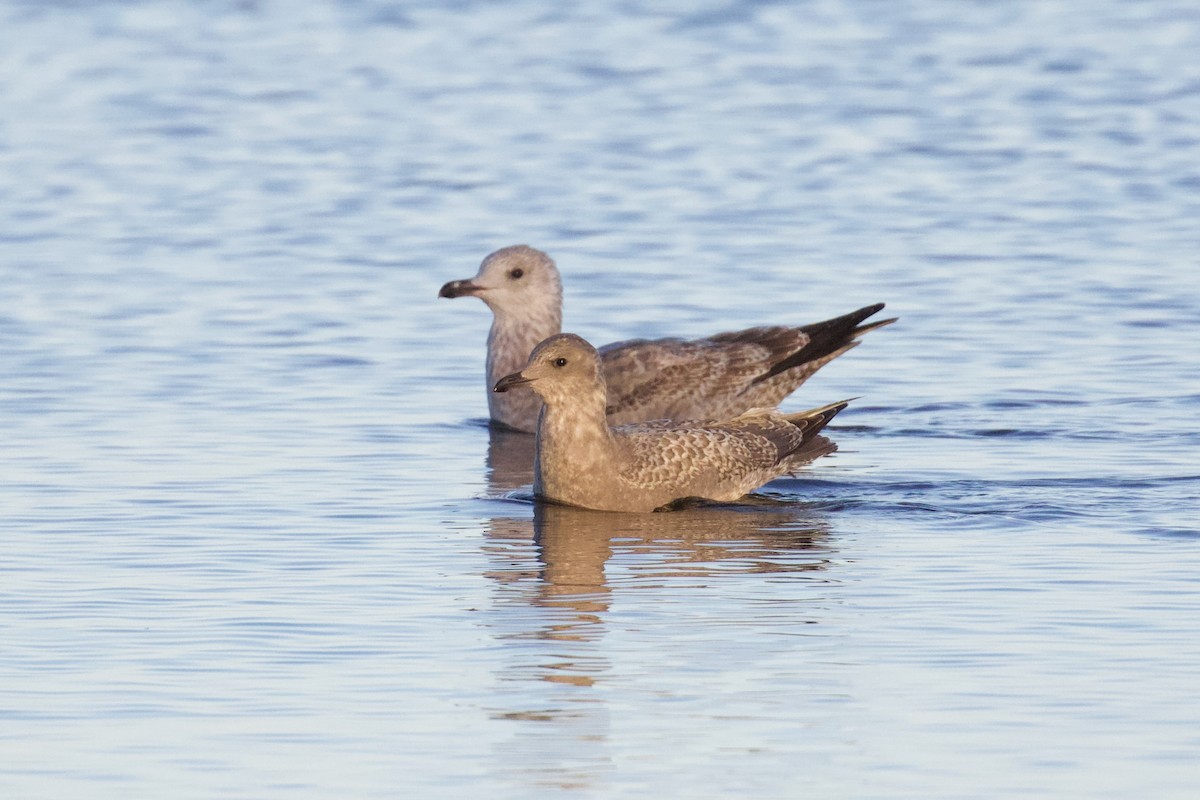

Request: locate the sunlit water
(2, 1), (1199, 798)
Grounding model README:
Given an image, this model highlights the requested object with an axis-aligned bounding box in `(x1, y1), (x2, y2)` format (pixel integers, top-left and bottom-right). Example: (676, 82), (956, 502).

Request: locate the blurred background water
(2, 1), (1199, 797)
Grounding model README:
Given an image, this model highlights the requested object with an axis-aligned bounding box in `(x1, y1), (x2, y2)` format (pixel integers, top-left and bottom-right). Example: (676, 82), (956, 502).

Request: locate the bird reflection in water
(482, 496), (835, 683)
(480, 484), (836, 789)
(484, 424), (537, 493)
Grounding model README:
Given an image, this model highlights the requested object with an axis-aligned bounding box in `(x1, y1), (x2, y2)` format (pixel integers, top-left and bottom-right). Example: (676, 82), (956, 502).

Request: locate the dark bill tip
(493, 372), (533, 393)
(438, 279), (479, 299)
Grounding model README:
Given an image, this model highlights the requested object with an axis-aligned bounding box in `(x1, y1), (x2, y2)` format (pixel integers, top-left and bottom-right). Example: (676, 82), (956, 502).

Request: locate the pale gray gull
(440, 245), (893, 433)
(493, 333), (850, 513)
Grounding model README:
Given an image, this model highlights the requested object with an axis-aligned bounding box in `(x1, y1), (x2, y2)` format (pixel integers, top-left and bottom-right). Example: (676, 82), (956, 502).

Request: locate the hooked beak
(493, 371), (533, 393)
(438, 279), (482, 299)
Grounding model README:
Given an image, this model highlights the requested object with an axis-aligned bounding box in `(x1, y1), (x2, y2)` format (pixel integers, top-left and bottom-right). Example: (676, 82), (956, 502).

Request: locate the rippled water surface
(3, 1), (1199, 797)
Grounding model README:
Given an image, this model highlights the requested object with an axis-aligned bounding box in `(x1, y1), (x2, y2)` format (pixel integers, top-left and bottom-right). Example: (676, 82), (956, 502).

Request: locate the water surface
(2, 1), (1199, 798)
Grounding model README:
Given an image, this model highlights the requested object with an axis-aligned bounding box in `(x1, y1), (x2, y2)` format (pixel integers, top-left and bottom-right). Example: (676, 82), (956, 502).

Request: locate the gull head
(493, 333), (603, 402)
(438, 245), (562, 319)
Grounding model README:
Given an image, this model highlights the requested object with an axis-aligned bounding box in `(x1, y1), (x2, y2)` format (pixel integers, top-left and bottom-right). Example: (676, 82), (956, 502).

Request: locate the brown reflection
(480, 499), (835, 791)
(482, 498), (834, 654)
(485, 426), (536, 493)
(534, 500), (833, 583)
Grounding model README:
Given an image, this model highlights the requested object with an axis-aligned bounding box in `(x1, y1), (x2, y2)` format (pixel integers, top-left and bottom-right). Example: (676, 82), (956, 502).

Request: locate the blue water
(2, 1), (1199, 798)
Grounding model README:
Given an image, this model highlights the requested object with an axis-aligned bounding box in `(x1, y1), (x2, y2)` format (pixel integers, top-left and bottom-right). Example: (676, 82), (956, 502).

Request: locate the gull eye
(552, 357), (568, 368)
(508, 268), (524, 279)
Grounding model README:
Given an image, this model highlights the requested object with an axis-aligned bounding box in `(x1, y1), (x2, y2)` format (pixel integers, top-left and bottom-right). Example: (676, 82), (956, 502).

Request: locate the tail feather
(787, 434), (838, 465)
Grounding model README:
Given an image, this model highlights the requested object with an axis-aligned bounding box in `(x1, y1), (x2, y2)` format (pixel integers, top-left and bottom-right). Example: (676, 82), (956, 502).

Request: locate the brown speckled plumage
(440, 245), (893, 433)
(493, 334), (849, 513)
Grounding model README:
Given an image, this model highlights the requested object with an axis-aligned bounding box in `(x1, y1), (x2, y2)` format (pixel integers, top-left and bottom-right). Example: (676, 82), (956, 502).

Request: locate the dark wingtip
(792, 397), (855, 444)
(753, 304), (893, 384)
(854, 315), (899, 335)
(812, 397), (854, 429)
(777, 398), (855, 464)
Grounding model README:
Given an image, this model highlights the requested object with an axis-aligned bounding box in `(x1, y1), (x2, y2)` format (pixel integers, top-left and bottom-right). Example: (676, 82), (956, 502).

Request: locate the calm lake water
(2, 1), (1199, 797)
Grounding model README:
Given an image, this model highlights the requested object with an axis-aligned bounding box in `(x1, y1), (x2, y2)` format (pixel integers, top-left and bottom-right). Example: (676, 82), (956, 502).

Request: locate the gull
(440, 245), (892, 433)
(494, 333), (850, 513)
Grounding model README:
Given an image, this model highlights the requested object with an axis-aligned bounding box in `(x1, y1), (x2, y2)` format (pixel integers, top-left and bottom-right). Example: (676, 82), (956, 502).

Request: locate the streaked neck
(485, 304), (562, 431)
(533, 387), (617, 500)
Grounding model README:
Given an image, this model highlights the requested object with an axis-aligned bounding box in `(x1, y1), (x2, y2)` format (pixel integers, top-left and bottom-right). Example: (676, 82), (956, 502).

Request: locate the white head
(440, 246), (568, 432)
(438, 245), (563, 323)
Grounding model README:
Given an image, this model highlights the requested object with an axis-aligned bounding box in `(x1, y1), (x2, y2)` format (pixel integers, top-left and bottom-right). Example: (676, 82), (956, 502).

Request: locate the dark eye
(552, 357), (568, 367)
(508, 268), (524, 279)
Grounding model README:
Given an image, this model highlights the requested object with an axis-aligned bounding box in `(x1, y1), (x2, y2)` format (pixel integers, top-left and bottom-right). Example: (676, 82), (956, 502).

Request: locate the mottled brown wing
(599, 327), (812, 423)
(613, 413), (805, 490)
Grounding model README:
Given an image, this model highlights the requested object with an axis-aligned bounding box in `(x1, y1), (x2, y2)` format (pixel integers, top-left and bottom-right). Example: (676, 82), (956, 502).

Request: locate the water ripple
(3, 1), (1200, 798)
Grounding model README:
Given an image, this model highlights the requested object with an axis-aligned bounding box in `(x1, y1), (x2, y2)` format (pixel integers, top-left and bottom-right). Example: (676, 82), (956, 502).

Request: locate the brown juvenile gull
(440, 245), (893, 433)
(493, 333), (850, 513)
